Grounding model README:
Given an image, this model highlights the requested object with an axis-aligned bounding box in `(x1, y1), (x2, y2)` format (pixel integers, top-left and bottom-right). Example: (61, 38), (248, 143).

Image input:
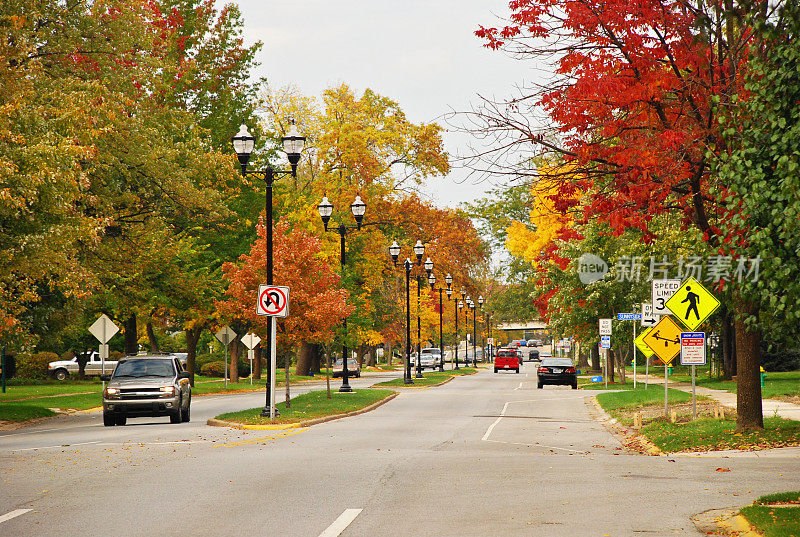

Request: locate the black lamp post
(469, 299), (477, 367)
(232, 121), (305, 418)
(318, 194), (366, 393)
(459, 299), (466, 366)
(390, 242), (420, 385)
(478, 295), (485, 363)
(412, 242), (426, 378)
(447, 278), (458, 369)
(429, 272), (446, 372)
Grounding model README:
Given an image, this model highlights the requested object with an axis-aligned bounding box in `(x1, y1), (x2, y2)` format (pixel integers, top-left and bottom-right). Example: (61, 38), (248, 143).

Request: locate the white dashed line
(318, 509), (363, 537)
(482, 401), (510, 441)
(0, 509), (32, 524)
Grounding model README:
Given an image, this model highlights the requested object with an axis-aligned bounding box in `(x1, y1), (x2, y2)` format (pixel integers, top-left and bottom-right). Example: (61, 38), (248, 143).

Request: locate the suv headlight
(104, 387), (119, 398)
(160, 386), (175, 396)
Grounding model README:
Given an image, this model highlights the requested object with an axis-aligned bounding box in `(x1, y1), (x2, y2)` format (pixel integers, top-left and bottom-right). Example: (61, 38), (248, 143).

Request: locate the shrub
(200, 360), (226, 377)
(761, 348), (800, 372)
(16, 352), (59, 379)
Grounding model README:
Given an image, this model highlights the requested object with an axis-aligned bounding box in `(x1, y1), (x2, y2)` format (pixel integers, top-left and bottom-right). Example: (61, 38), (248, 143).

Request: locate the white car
(420, 348), (442, 369)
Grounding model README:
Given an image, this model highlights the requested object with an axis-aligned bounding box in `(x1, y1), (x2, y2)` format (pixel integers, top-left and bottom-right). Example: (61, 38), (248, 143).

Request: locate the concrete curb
(692, 508), (764, 536)
(206, 392), (398, 430)
(588, 396), (663, 456)
(371, 375), (456, 390)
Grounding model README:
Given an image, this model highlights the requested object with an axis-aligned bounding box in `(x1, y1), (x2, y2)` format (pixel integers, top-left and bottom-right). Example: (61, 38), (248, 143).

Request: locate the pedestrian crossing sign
(664, 277), (720, 330)
(634, 326), (655, 359)
(642, 316), (682, 365)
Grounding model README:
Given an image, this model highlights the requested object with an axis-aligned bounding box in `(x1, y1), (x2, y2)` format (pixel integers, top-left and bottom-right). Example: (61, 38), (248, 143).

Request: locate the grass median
(214, 388), (396, 425)
(594, 385), (800, 452)
(372, 367), (476, 387)
(740, 491), (800, 537)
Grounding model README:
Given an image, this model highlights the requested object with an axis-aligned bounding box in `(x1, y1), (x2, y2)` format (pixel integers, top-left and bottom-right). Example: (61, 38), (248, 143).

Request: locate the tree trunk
(124, 315), (138, 356)
(295, 341), (313, 376)
(590, 345), (600, 372)
(253, 345), (262, 380)
(735, 296), (764, 431)
(386, 344), (393, 366)
(229, 340), (240, 383)
(311, 344), (323, 374)
(285, 351), (291, 408)
(146, 321), (160, 353)
(617, 347), (627, 384)
(608, 349), (615, 383)
(185, 326), (202, 386)
(722, 305), (736, 380)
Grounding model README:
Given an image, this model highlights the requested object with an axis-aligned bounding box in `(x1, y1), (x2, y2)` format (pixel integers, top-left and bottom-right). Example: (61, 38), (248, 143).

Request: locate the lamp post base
(404, 377), (414, 385)
(260, 408), (280, 417)
(338, 385), (353, 393)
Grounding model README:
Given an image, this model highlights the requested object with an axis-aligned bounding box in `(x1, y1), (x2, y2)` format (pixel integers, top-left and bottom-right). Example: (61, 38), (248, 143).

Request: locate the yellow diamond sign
(642, 316), (682, 365)
(634, 326), (655, 359)
(664, 277), (721, 330)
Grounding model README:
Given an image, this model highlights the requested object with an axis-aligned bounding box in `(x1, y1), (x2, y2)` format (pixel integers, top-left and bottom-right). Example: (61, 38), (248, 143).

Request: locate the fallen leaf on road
(716, 468), (731, 472)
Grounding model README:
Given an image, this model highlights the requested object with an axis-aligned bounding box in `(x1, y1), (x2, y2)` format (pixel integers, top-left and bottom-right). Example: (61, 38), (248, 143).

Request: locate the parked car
(494, 348), (520, 373)
(101, 355), (191, 426)
(332, 358), (361, 378)
(537, 357), (578, 389)
(419, 348), (442, 369)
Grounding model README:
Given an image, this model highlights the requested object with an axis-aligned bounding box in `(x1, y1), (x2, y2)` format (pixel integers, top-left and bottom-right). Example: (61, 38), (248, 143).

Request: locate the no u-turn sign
(256, 285), (290, 317)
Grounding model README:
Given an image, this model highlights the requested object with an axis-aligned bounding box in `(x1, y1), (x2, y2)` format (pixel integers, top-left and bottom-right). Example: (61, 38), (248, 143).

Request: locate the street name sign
(642, 316), (682, 365)
(652, 279), (682, 315)
(215, 326), (237, 346)
(665, 277), (720, 330)
(680, 332), (707, 366)
(599, 318), (612, 336)
(634, 326), (655, 358)
(256, 285), (290, 317)
(641, 303), (659, 327)
(617, 313), (641, 321)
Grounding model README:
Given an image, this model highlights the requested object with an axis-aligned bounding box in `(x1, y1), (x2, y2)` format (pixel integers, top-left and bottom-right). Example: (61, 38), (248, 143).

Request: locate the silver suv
(101, 356), (191, 426)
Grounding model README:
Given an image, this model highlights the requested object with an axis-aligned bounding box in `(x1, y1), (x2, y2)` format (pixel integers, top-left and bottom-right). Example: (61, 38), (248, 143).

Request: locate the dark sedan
(537, 357), (578, 389)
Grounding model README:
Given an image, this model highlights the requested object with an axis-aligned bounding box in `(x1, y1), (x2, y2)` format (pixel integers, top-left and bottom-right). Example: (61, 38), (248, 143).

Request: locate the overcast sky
(226, 0), (538, 209)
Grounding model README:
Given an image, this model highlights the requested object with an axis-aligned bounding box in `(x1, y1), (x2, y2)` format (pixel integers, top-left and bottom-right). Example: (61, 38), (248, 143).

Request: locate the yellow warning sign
(642, 316), (682, 365)
(664, 277), (720, 330)
(634, 326), (655, 358)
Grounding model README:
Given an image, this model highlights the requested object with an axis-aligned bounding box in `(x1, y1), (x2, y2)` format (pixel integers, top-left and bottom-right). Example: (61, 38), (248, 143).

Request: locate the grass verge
(372, 367), (476, 387)
(0, 404), (57, 422)
(0, 392), (102, 421)
(741, 492), (800, 537)
(595, 384), (693, 410)
(641, 417), (800, 452)
(215, 388), (396, 425)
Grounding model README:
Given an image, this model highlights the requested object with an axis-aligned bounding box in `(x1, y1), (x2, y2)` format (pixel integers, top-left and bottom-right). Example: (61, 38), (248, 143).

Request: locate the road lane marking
(218, 427), (306, 447)
(481, 401), (510, 441)
(0, 509), (32, 524)
(318, 509), (362, 537)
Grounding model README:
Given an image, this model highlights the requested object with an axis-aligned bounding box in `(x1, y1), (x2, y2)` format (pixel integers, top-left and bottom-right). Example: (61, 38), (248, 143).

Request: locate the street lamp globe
(460, 287), (466, 299)
(446, 287), (452, 298)
(458, 301), (464, 309)
(282, 120), (306, 168)
(350, 195), (366, 229)
(445, 273), (453, 288)
(478, 295), (484, 306)
(317, 196), (333, 231)
(231, 124), (255, 173)
(413, 240), (425, 263)
(428, 273), (436, 289)
(389, 241), (401, 265)
(424, 257), (434, 274)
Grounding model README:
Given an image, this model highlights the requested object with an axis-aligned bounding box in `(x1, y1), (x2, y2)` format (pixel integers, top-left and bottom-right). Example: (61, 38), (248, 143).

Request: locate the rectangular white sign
(652, 279), (681, 315)
(680, 332), (706, 365)
(599, 318), (612, 336)
(641, 303), (659, 327)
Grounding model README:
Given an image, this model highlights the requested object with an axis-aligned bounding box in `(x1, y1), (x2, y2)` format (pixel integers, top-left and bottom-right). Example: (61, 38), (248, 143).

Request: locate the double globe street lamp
(232, 121), (305, 418)
(317, 194), (366, 393)
(427, 272), (449, 372)
(389, 240), (425, 383)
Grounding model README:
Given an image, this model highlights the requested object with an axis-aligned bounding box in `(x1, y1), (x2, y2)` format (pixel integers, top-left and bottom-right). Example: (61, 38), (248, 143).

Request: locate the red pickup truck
(494, 349), (520, 373)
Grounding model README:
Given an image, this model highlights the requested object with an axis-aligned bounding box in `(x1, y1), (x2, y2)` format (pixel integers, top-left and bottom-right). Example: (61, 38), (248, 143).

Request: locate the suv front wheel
(180, 399), (191, 422)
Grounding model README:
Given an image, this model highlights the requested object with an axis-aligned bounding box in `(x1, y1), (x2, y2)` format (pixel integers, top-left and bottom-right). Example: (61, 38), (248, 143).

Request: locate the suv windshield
(113, 359), (175, 378)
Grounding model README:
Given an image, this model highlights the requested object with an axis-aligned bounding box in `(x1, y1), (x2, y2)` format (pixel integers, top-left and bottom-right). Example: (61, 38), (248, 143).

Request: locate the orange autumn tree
(219, 218), (353, 371)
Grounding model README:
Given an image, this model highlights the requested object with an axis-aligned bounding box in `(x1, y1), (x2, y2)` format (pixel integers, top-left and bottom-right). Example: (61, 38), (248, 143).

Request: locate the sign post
(214, 326), (238, 388)
(642, 316), (682, 417)
(634, 326), (655, 388)
(681, 332), (706, 420)
(89, 314), (120, 389)
(256, 285), (290, 420)
(241, 333), (262, 386)
(617, 313), (641, 388)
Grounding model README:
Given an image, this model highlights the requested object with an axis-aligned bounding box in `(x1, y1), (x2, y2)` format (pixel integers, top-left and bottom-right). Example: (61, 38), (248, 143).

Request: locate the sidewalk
(630, 373), (800, 422)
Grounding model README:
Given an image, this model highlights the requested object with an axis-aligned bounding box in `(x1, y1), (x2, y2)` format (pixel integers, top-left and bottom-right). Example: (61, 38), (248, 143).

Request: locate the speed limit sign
(256, 285), (290, 318)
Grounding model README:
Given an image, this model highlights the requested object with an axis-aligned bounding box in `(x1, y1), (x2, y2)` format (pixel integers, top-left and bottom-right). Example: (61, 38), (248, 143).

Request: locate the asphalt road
(1, 368), (798, 536)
